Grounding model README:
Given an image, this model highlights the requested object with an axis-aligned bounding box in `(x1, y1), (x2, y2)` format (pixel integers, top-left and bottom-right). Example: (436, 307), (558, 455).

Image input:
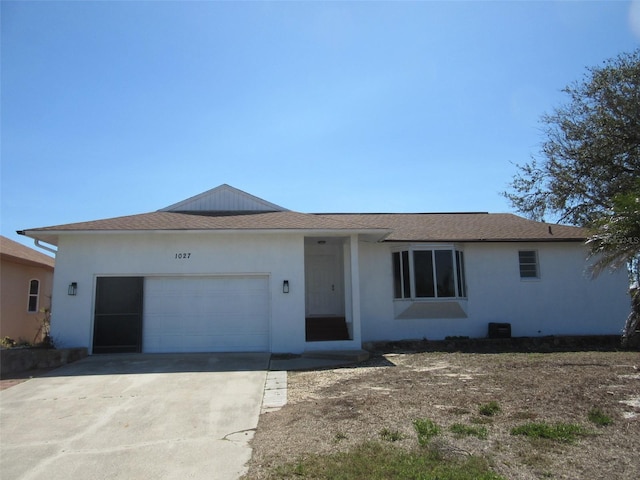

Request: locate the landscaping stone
(0, 347), (88, 376)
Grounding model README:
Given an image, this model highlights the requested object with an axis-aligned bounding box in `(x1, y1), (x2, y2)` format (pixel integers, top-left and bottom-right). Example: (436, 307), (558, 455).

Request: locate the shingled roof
(18, 185), (588, 246)
(0, 236), (55, 268)
(22, 211), (382, 232)
(317, 213), (588, 242)
(18, 211), (390, 246)
(19, 210), (587, 246)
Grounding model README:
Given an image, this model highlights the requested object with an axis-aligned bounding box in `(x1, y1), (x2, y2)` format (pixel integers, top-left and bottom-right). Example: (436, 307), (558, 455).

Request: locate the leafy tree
(505, 50), (640, 345)
(505, 49), (639, 226)
(587, 182), (640, 346)
(587, 180), (640, 277)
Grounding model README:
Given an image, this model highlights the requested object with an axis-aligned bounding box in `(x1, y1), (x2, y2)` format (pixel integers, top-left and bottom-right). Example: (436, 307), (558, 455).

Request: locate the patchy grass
(510, 422), (592, 443)
(379, 428), (404, 442)
(272, 441), (505, 480)
(478, 401), (501, 416)
(449, 423), (488, 439)
(245, 351), (640, 480)
(588, 407), (613, 427)
(413, 418), (440, 446)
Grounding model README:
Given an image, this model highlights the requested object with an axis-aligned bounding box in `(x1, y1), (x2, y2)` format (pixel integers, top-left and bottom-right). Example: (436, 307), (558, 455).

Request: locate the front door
(93, 277), (144, 353)
(305, 251), (344, 316)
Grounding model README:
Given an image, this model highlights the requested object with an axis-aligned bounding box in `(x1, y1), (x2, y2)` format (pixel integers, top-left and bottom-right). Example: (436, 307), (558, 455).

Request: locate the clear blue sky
(2, 1), (639, 250)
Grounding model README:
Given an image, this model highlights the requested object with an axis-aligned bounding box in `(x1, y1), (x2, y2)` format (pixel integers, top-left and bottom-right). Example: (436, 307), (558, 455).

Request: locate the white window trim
(27, 278), (40, 313)
(518, 250), (541, 281)
(392, 244), (467, 300)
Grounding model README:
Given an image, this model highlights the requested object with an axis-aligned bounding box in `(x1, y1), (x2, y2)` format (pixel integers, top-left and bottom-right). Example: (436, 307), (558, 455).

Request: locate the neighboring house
(18, 184), (629, 354)
(0, 236), (55, 343)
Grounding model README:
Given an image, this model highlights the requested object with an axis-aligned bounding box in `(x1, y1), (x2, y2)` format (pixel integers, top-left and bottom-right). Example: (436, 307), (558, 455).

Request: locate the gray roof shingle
(23, 211), (382, 232)
(20, 210), (587, 246)
(317, 213), (587, 242)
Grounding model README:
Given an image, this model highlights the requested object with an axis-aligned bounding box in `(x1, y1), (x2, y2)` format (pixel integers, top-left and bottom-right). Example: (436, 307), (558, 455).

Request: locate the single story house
(18, 184), (629, 354)
(0, 236), (55, 343)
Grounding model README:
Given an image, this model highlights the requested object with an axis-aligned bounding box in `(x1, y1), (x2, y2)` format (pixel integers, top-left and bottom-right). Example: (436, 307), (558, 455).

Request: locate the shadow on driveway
(41, 352), (271, 376)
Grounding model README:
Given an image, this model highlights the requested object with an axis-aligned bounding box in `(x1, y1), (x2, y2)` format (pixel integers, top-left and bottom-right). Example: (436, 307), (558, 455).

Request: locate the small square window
(518, 250), (539, 278)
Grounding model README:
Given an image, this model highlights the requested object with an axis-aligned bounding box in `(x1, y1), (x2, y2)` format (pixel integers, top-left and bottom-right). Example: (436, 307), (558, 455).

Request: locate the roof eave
(384, 238), (587, 243)
(0, 252), (55, 269)
(20, 227), (392, 245)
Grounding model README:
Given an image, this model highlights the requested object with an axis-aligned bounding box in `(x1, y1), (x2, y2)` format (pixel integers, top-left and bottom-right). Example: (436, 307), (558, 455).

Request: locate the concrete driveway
(0, 353), (270, 480)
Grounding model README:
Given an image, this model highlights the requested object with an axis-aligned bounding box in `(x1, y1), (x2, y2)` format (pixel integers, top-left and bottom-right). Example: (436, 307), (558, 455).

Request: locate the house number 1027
(175, 253), (191, 259)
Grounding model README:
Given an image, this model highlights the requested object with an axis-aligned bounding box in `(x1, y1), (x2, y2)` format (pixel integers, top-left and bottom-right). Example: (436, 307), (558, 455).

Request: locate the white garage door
(143, 276), (270, 353)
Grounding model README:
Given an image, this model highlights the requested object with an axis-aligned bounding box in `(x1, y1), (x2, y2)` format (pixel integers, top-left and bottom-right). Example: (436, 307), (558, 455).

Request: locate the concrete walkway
(261, 370), (287, 413)
(0, 353), (269, 480)
(261, 350), (371, 413)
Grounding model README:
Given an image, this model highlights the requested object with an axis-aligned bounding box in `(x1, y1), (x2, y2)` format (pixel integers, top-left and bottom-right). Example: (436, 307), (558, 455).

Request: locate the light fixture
(282, 280), (289, 294)
(68, 282), (77, 296)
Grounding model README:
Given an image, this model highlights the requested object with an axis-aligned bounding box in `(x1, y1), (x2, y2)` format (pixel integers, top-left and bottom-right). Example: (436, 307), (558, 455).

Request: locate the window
(28, 279), (40, 312)
(392, 248), (466, 299)
(456, 251), (466, 297)
(518, 250), (539, 278)
(393, 251), (411, 298)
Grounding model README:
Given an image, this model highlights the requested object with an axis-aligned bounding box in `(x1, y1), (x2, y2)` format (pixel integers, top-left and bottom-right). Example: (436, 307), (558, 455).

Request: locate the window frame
(392, 245), (467, 300)
(518, 250), (540, 279)
(27, 279), (40, 313)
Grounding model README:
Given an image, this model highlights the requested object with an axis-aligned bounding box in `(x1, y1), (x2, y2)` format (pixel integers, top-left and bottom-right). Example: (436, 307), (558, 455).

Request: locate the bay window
(392, 248), (466, 299)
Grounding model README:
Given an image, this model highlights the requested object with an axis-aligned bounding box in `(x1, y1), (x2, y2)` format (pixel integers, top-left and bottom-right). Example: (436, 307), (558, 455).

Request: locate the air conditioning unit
(488, 322), (511, 339)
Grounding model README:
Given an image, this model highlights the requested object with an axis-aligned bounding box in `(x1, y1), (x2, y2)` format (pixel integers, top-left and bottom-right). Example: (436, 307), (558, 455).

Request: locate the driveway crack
(222, 428), (257, 442)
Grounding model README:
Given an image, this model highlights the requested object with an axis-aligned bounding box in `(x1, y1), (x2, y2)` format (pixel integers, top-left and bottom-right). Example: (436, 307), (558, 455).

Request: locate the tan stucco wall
(0, 259), (53, 343)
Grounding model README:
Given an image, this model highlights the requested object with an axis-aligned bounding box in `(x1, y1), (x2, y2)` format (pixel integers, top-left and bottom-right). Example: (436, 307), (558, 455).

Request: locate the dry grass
(245, 350), (640, 480)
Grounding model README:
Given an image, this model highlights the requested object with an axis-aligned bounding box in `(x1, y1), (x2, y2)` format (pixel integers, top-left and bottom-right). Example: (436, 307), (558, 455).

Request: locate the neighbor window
(518, 250), (539, 278)
(392, 248), (466, 299)
(28, 279), (40, 312)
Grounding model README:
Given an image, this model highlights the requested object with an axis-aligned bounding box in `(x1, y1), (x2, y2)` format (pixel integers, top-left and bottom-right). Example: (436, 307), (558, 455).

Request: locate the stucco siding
(49, 232), (631, 353)
(359, 241), (629, 342)
(0, 259), (53, 342)
(50, 233), (306, 353)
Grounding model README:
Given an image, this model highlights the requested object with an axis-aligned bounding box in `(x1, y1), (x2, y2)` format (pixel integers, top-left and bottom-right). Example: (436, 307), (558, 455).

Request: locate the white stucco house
(18, 184), (629, 354)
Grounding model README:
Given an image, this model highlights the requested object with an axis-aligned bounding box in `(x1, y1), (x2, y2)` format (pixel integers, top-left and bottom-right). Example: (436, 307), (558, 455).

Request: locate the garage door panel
(144, 314), (268, 336)
(143, 276), (270, 353)
(145, 333), (268, 353)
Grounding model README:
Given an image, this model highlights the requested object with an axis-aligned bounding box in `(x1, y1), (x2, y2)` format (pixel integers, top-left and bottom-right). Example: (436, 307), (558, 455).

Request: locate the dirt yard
(246, 350), (640, 479)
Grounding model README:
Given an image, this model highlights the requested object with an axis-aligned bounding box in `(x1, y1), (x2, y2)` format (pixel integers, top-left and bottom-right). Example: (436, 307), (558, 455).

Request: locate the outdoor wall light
(68, 282), (78, 296)
(283, 280), (290, 294)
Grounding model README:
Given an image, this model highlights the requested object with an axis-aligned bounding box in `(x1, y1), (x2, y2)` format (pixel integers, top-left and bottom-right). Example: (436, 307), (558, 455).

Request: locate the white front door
(305, 251), (344, 316)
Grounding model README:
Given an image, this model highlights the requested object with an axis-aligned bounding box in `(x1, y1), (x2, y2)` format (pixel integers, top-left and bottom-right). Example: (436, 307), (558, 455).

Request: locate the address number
(174, 253), (191, 259)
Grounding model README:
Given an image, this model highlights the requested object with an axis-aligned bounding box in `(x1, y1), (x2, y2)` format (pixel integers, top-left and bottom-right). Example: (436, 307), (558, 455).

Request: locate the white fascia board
(22, 228), (392, 242)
